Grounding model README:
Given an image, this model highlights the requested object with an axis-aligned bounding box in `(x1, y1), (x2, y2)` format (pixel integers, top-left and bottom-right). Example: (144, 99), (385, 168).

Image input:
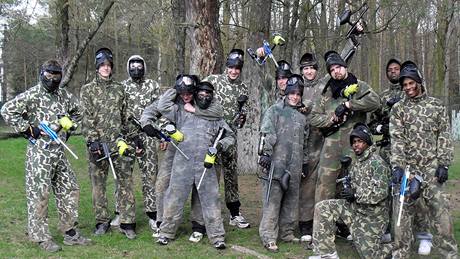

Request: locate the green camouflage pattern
(1, 83), (81, 243)
(312, 146), (391, 259)
(310, 79), (380, 203)
(390, 92), (457, 258)
(258, 99), (308, 245)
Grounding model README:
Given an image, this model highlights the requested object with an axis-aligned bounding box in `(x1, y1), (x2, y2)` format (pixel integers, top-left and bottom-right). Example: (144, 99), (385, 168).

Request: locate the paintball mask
(226, 49), (244, 69)
(195, 82), (214, 109)
(175, 74), (197, 94)
(127, 55), (145, 80)
(40, 60), (62, 92)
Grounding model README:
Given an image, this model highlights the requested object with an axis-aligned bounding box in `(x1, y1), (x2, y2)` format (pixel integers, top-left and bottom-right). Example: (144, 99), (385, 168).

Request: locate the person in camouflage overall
(309, 123), (391, 259)
(203, 49), (250, 229)
(390, 61), (458, 259)
(140, 75), (223, 242)
(80, 47), (136, 239)
(258, 74), (308, 252)
(1, 60), (91, 252)
(309, 51), (380, 240)
(110, 55), (161, 234)
(156, 81), (234, 249)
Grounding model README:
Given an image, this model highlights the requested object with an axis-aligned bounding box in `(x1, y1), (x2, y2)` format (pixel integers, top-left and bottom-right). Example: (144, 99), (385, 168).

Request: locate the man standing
(309, 123), (391, 259)
(1, 60), (91, 252)
(390, 61), (458, 259)
(112, 55), (161, 234)
(80, 47), (135, 239)
(203, 49), (250, 228)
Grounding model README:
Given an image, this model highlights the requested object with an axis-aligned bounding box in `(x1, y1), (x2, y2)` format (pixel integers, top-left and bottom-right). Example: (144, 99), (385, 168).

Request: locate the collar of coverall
(389, 83), (402, 91)
(356, 145), (376, 162)
(39, 81), (61, 95)
(303, 75), (319, 88)
(96, 74), (113, 86)
(408, 91), (427, 103)
(225, 73), (242, 85)
(128, 77), (145, 85)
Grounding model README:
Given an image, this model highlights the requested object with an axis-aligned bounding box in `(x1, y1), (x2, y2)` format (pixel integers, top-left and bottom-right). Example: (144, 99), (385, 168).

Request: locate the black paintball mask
(128, 55), (145, 80)
(275, 60), (292, 80)
(226, 49), (244, 69)
(175, 74), (197, 95)
(285, 74), (304, 97)
(40, 60), (62, 92)
(349, 122), (373, 146)
(95, 47), (113, 70)
(399, 60), (423, 86)
(195, 82), (214, 109)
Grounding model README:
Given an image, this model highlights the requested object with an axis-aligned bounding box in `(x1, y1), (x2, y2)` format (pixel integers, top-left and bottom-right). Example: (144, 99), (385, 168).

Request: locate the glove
(340, 187), (355, 202)
(375, 124), (389, 135)
(23, 125), (41, 140)
(334, 103), (349, 118)
(88, 141), (101, 155)
(341, 84), (359, 98)
(58, 116), (73, 131)
(133, 135), (144, 150)
(236, 113), (247, 128)
(143, 124), (162, 139)
(301, 163), (310, 178)
(117, 140), (129, 156)
(258, 155), (271, 169)
(408, 177), (421, 201)
(435, 165), (448, 184)
(386, 97), (402, 108)
(392, 166), (404, 184)
(216, 142), (223, 153)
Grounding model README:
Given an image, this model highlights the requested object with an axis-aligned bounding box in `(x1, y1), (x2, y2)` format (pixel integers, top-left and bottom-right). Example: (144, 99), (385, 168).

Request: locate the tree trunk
(186, 0), (223, 77)
(56, 0), (70, 69)
(172, 0), (186, 75)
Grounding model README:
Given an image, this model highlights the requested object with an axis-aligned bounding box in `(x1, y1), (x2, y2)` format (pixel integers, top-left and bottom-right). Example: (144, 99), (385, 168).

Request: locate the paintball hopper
(272, 34), (286, 46)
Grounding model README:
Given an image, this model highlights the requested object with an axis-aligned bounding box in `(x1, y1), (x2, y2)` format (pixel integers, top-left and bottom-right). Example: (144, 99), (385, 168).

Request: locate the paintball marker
(396, 165), (410, 227)
(231, 95), (249, 129)
(130, 116), (189, 160)
(337, 3), (368, 62)
(197, 127), (225, 190)
(96, 142), (118, 180)
(247, 34), (285, 67)
(39, 122), (79, 159)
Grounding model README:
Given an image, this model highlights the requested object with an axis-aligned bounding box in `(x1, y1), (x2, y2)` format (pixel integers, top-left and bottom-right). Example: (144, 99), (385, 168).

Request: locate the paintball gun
(96, 142), (118, 180)
(231, 95), (249, 129)
(396, 165), (410, 227)
(247, 34), (285, 67)
(337, 3), (368, 62)
(129, 116), (189, 160)
(197, 127), (225, 190)
(39, 122), (79, 159)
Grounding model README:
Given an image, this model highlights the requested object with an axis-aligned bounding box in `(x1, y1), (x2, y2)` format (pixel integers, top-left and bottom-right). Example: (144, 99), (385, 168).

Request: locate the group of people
(1, 38), (458, 258)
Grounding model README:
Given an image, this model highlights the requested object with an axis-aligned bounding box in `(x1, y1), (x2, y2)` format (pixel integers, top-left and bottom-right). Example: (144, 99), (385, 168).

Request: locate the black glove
(216, 142), (223, 153)
(22, 125), (41, 140)
(334, 103), (349, 118)
(133, 135), (144, 150)
(258, 155), (271, 169)
(142, 124), (162, 139)
(301, 163), (310, 178)
(435, 165), (448, 184)
(236, 113), (247, 128)
(89, 141), (101, 154)
(386, 97), (402, 108)
(392, 166), (404, 184)
(340, 187), (355, 202)
(408, 177), (421, 201)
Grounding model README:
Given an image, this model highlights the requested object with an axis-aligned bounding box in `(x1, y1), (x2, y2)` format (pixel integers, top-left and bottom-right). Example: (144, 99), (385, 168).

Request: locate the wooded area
(1, 0), (459, 172)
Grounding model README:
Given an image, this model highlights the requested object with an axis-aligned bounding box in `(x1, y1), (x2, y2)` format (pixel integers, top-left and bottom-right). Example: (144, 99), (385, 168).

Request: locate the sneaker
(94, 222), (110, 235)
(152, 228), (160, 238)
(346, 234), (353, 241)
(418, 239), (432, 255)
(214, 241), (226, 250)
(120, 228), (136, 240)
(63, 231), (92, 246)
(229, 213), (250, 229)
(264, 242), (279, 253)
(381, 233), (391, 243)
(39, 240), (61, 252)
(189, 232), (204, 243)
(301, 234), (312, 242)
(157, 236), (169, 245)
(308, 251), (340, 259)
(110, 215), (120, 228)
(149, 219), (157, 232)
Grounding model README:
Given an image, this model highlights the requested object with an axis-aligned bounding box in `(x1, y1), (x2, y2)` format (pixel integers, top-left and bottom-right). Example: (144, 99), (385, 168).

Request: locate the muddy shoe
(214, 241), (226, 250)
(64, 231), (92, 246)
(39, 240), (61, 252)
(120, 228), (136, 240)
(94, 222), (110, 235)
(157, 236), (169, 245)
(264, 242), (279, 253)
(189, 232), (204, 243)
(229, 213), (250, 229)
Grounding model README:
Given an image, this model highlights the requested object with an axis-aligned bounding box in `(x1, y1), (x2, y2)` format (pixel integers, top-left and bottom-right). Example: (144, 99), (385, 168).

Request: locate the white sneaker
(149, 219), (157, 232)
(381, 233), (391, 243)
(152, 229), (160, 238)
(418, 239), (432, 255)
(110, 215), (120, 227)
(346, 234), (353, 241)
(229, 213), (250, 229)
(301, 234), (312, 242)
(188, 232), (204, 243)
(308, 251), (340, 259)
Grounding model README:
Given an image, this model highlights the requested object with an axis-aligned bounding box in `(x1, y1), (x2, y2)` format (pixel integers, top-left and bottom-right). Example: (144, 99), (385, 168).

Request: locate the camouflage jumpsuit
(122, 77), (160, 217)
(312, 146), (391, 259)
(259, 99), (308, 245)
(80, 75), (135, 225)
(390, 92), (458, 259)
(1, 83), (81, 243)
(203, 74), (248, 213)
(310, 79), (380, 203)
(157, 90), (235, 244)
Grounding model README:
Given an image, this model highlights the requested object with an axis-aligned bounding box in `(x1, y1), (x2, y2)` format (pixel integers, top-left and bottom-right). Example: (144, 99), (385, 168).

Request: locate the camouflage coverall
(122, 77), (160, 217)
(203, 74), (248, 213)
(157, 90), (235, 244)
(140, 89), (223, 229)
(310, 79), (380, 203)
(312, 146), (391, 259)
(390, 92), (458, 259)
(259, 99), (308, 245)
(1, 83), (81, 243)
(80, 76), (135, 225)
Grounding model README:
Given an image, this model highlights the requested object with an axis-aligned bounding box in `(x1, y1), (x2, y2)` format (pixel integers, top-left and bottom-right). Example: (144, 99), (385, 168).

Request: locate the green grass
(0, 137), (459, 258)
